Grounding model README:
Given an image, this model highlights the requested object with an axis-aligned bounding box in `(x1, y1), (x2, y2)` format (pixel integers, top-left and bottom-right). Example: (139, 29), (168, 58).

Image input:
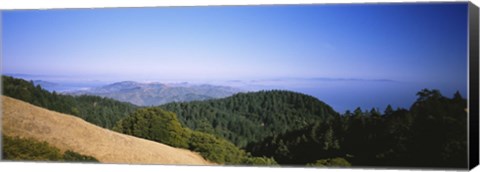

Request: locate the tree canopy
(113, 107), (277, 165)
(160, 90), (338, 147)
(246, 89), (467, 168)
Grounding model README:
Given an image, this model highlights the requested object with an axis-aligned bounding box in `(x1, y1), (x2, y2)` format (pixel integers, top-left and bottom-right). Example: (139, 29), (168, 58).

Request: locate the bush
(243, 156), (278, 166)
(2, 134), (99, 162)
(113, 108), (190, 149)
(63, 150), (99, 162)
(188, 131), (246, 164)
(2, 135), (62, 161)
(307, 157), (351, 167)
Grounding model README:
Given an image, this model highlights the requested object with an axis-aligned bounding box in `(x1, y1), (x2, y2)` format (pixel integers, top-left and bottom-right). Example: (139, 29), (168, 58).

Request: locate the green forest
(160, 90), (337, 147)
(247, 89), (467, 168)
(1, 76), (468, 168)
(113, 107), (277, 165)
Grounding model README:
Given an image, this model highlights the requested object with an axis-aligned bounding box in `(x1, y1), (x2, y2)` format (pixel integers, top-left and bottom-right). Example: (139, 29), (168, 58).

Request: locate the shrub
(307, 157), (351, 167)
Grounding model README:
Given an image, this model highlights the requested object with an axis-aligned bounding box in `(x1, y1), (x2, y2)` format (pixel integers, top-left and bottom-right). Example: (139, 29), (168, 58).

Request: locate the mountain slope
(160, 90), (338, 147)
(2, 96), (211, 165)
(67, 81), (242, 106)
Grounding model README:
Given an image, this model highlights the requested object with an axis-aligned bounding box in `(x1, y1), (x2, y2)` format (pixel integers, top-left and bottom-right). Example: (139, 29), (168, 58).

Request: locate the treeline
(2, 76), (138, 128)
(160, 90), (338, 147)
(113, 107), (277, 165)
(2, 134), (98, 162)
(246, 89), (467, 168)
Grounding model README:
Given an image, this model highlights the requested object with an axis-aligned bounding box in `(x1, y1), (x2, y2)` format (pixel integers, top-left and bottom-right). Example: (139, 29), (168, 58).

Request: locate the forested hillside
(2, 76), (468, 168)
(246, 89), (467, 168)
(113, 107), (277, 165)
(160, 90), (338, 147)
(2, 76), (138, 128)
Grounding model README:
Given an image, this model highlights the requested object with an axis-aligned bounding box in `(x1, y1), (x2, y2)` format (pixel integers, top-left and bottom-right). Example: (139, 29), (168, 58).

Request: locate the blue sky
(2, 3), (469, 112)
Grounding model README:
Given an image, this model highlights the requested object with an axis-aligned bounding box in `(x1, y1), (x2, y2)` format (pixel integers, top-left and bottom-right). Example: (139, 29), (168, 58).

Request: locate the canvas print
(1, 2), (472, 170)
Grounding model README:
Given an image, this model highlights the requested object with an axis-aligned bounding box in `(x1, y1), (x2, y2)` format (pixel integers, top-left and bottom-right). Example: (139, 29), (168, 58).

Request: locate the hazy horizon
(4, 72), (467, 113)
(2, 3), (469, 112)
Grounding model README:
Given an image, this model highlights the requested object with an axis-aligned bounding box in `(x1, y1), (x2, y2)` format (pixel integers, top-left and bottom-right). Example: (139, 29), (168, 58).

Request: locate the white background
(0, 0), (479, 172)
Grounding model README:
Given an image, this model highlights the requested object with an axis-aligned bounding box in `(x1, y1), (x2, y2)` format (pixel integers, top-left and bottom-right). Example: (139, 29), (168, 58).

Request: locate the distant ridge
(67, 81), (242, 106)
(2, 96), (212, 165)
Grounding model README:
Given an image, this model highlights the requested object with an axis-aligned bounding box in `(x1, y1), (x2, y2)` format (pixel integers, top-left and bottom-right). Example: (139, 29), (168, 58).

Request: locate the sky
(1, 3), (469, 112)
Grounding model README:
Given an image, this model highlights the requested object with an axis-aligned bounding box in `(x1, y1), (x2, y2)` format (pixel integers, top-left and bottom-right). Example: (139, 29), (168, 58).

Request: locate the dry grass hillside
(1, 96), (212, 165)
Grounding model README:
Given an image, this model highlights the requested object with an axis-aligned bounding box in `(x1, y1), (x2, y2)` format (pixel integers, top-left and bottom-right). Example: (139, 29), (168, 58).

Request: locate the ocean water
(232, 79), (467, 113)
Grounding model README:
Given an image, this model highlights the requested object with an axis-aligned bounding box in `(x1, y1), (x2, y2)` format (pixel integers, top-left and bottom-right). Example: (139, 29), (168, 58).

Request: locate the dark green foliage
(187, 130), (278, 165)
(243, 156), (279, 166)
(113, 107), (277, 165)
(2, 76), (138, 128)
(246, 118), (344, 165)
(2, 135), (63, 161)
(113, 108), (190, 149)
(306, 157), (351, 167)
(2, 135), (99, 162)
(404, 89), (467, 168)
(247, 89), (467, 169)
(384, 104), (394, 115)
(188, 131), (278, 165)
(188, 131), (245, 164)
(160, 90), (338, 147)
(63, 150), (99, 162)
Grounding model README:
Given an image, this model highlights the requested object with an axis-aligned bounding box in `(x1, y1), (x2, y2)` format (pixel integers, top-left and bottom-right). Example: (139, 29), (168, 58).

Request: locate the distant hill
(32, 80), (60, 91)
(67, 81), (242, 106)
(2, 96), (212, 165)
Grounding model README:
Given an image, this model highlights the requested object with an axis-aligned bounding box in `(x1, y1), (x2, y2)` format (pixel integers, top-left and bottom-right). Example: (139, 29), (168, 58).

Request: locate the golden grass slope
(1, 96), (212, 165)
